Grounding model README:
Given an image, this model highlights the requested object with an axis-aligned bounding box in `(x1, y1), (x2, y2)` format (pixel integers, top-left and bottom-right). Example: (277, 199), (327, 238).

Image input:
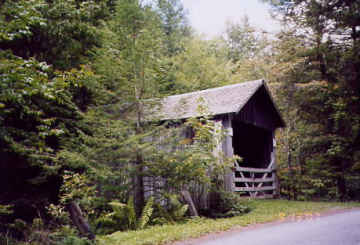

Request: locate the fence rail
(234, 176), (275, 183)
(234, 165), (276, 198)
(235, 166), (274, 173)
(235, 186), (275, 192)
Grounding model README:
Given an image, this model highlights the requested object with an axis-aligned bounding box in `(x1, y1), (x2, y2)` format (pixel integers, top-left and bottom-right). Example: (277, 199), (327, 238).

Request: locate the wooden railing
(234, 166), (276, 198)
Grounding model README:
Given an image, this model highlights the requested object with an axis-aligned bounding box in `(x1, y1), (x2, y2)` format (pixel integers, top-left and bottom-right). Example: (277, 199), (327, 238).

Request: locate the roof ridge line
(166, 79), (264, 99)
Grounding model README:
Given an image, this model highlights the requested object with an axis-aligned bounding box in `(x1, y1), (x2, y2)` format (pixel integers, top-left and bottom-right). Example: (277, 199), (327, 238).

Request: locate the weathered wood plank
(180, 190), (198, 217)
(223, 115), (234, 192)
(236, 166), (274, 173)
(235, 186), (275, 192)
(253, 172), (270, 197)
(239, 171), (250, 187)
(234, 176), (275, 183)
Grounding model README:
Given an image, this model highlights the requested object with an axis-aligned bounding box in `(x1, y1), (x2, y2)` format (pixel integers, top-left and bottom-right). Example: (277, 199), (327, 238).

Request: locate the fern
(173, 204), (188, 220)
(137, 197), (154, 230)
(106, 198), (137, 231)
(155, 202), (174, 223)
(109, 201), (126, 215)
(126, 197), (137, 230)
(98, 196), (155, 232)
(168, 194), (188, 221)
(152, 194), (188, 224)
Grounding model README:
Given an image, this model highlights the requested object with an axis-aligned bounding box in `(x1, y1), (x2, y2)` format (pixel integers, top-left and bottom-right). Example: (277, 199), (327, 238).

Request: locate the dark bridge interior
(232, 120), (273, 169)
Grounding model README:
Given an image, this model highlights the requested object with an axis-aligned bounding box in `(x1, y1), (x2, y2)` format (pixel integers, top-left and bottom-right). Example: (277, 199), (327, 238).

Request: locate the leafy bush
(55, 236), (94, 245)
(208, 191), (252, 218)
(0, 218), (95, 245)
(44, 225), (95, 245)
(95, 196), (154, 234)
(152, 194), (188, 225)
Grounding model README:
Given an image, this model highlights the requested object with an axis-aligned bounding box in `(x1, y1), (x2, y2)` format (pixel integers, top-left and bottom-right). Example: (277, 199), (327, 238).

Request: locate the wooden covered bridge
(152, 79), (285, 198)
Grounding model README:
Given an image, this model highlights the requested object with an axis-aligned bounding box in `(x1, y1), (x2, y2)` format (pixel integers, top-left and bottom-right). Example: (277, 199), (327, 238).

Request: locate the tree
(169, 36), (239, 91)
(92, 0), (167, 214)
(264, 0), (360, 200)
(0, 51), (95, 230)
(91, 1), (240, 216)
(155, 0), (191, 56)
(0, 0), (105, 234)
(223, 16), (267, 63)
(0, 0), (112, 70)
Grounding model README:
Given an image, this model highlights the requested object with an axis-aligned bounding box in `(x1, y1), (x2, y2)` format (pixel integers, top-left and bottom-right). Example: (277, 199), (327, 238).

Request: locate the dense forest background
(0, 0), (359, 244)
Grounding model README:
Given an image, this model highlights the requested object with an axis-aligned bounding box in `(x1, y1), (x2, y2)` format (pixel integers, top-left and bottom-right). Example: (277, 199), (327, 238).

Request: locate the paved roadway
(199, 210), (360, 245)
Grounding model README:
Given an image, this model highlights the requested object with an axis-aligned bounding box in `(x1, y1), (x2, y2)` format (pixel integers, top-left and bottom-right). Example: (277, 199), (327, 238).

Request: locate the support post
(272, 138), (279, 197)
(222, 115), (234, 192)
(181, 190), (199, 217)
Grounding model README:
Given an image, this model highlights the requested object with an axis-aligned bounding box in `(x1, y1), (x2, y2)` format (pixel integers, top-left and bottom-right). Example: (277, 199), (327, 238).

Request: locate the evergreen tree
(264, 0), (360, 200)
(92, 0), (166, 214)
(0, 51), (95, 229)
(223, 16), (263, 63)
(0, 0), (104, 234)
(0, 0), (112, 70)
(155, 0), (191, 56)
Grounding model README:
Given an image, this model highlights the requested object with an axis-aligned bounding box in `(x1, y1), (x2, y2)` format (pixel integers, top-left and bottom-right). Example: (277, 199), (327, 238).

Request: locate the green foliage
(95, 196), (154, 234)
(55, 236), (94, 245)
(0, 0), (46, 42)
(125, 197), (137, 230)
(0, 0), (255, 242)
(141, 115), (236, 197)
(208, 191), (251, 218)
(59, 171), (97, 205)
(155, 0), (191, 56)
(0, 205), (13, 216)
(266, 0), (360, 201)
(223, 16), (265, 62)
(137, 197), (154, 230)
(152, 194), (188, 225)
(0, 0), (111, 70)
(51, 225), (95, 245)
(169, 36), (237, 91)
(100, 200), (359, 245)
(165, 195), (188, 222)
(3, 0), (360, 242)
(0, 219), (89, 245)
(97, 0), (165, 102)
(0, 50), (93, 228)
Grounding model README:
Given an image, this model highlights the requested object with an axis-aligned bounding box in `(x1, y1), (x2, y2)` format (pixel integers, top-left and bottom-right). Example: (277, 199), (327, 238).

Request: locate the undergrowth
(99, 199), (360, 245)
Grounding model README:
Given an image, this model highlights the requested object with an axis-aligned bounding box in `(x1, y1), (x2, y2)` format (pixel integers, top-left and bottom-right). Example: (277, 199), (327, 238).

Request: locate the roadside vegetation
(101, 200), (360, 245)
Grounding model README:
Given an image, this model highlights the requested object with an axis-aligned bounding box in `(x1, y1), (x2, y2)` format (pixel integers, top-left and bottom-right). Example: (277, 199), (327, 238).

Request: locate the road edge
(169, 207), (360, 245)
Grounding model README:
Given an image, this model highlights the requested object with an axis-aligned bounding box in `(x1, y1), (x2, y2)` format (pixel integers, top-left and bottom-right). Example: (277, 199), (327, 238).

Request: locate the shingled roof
(151, 79), (271, 121)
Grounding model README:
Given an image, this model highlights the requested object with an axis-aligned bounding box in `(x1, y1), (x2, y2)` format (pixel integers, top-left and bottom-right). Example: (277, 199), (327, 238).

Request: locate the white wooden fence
(234, 166), (276, 198)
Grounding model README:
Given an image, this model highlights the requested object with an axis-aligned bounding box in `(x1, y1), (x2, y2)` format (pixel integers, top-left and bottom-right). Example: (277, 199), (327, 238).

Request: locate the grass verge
(99, 199), (360, 245)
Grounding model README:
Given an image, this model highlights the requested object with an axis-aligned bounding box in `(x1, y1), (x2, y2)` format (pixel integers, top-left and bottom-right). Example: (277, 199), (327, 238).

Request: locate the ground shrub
(207, 191), (252, 218)
(151, 194), (188, 225)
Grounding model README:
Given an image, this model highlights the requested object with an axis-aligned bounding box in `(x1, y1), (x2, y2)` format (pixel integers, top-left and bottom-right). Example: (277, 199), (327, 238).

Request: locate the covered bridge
(154, 79), (285, 197)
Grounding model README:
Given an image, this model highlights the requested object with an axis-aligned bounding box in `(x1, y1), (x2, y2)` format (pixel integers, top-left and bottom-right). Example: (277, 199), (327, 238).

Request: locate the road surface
(181, 209), (360, 245)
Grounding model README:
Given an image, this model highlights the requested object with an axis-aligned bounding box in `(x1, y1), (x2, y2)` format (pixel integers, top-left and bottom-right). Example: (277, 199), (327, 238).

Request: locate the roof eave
(233, 79), (286, 128)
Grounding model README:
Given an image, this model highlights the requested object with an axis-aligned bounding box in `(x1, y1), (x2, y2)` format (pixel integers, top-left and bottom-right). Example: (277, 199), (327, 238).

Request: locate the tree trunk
(134, 157), (145, 216)
(66, 202), (95, 240)
(134, 90), (145, 216)
(337, 161), (347, 201)
(286, 125), (295, 200)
